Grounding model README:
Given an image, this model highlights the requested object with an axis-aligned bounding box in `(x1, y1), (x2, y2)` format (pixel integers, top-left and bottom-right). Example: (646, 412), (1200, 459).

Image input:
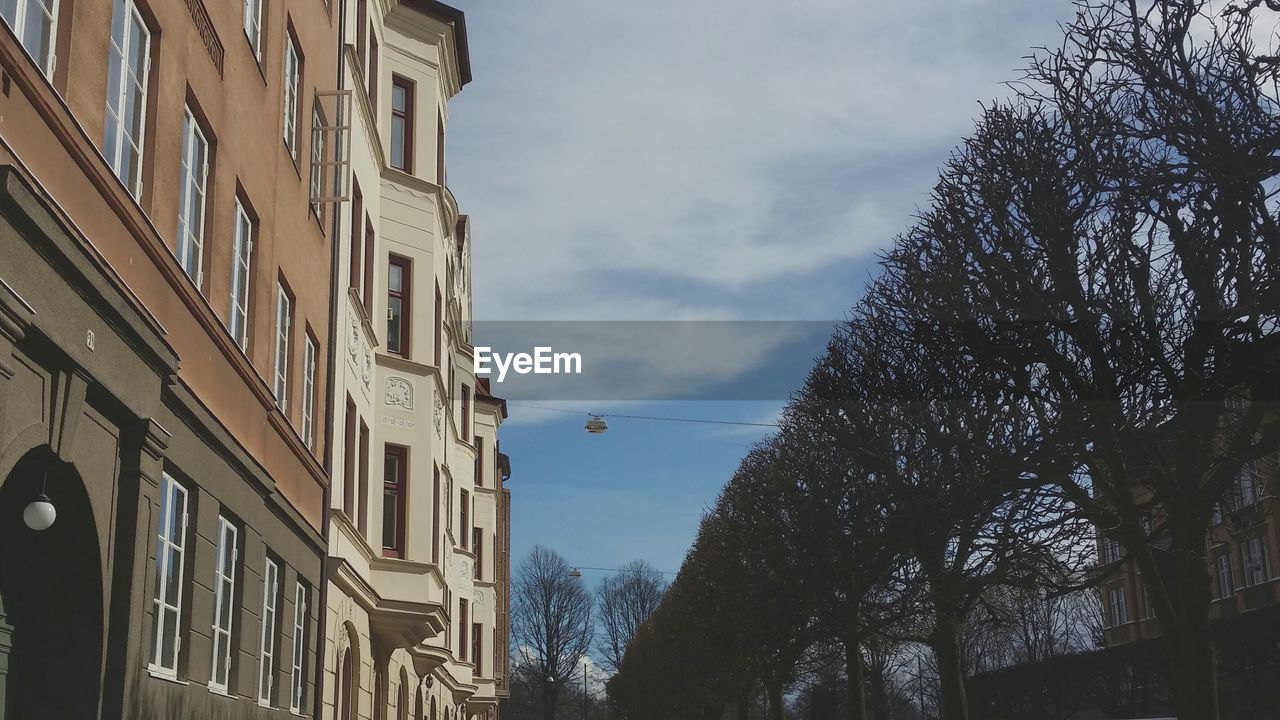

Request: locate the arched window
(430, 697), (437, 720)
(399, 667), (412, 720)
(337, 647), (354, 720)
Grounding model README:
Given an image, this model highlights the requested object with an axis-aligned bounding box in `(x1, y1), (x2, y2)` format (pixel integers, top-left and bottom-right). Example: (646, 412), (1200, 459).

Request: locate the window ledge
(206, 684), (235, 698)
(146, 667), (188, 685)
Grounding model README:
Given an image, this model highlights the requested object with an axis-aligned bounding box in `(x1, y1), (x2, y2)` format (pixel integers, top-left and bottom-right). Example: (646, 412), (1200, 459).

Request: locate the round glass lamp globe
(23, 496), (56, 531)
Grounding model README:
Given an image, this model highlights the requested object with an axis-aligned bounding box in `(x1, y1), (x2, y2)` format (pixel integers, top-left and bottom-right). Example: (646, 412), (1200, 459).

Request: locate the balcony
(328, 514), (448, 649)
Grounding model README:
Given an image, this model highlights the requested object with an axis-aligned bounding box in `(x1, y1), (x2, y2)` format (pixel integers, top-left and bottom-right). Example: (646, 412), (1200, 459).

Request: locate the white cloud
(450, 0), (1072, 320)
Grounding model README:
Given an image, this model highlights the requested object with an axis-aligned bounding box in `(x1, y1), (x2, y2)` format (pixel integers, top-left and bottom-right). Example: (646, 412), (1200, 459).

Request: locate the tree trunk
(846, 636), (868, 720)
(767, 681), (785, 720)
(868, 662), (890, 720)
(542, 685), (557, 720)
(1160, 534), (1220, 720)
(932, 618), (969, 720)
(737, 695), (750, 720)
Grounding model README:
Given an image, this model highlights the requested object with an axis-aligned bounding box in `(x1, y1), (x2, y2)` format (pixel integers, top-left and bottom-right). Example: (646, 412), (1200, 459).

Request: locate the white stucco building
(324, 2), (511, 719)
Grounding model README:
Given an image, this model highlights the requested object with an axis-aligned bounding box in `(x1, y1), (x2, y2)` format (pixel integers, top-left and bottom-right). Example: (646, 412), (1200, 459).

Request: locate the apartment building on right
(1098, 458), (1280, 646)
(322, 2), (512, 720)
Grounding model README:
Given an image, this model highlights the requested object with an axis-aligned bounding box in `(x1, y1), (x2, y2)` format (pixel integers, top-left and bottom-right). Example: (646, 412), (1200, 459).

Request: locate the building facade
(1098, 458), (1280, 645)
(0, 0), (340, 717)
(322, 2), (511, 720)
(0, 0), (509, 718)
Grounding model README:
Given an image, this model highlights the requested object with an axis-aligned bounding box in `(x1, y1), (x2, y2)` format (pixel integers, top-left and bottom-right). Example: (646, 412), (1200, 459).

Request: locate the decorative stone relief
(457, 560), (471, 581)
(434, 392), (445, 437)
(385, 376), (413, 409)
(348, 317), (361, 360)
(362, 346), (373, 388)
(473, 590), (485, 607)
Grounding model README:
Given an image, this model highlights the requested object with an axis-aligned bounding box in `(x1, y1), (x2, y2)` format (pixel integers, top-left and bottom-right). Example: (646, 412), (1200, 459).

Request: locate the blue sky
(447, 1), (1074, 578)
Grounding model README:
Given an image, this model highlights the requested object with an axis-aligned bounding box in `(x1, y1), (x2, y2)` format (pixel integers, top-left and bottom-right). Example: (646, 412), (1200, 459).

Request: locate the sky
(447, 1), (1075, 582)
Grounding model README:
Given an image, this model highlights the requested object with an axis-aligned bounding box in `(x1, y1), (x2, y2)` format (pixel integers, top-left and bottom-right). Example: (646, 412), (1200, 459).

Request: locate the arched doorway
(337, 646), (354, 720)
(0, 449), (103, 719)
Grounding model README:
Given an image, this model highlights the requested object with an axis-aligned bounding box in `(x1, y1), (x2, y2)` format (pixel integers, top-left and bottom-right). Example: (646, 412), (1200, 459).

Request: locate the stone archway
(0, 448), (103, 719)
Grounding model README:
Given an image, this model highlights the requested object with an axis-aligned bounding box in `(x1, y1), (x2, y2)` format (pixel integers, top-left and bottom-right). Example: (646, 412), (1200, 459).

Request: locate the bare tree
(596, 560), (667, 674)
(512, 546), (594, 720)
(881, 3), (1280, 715)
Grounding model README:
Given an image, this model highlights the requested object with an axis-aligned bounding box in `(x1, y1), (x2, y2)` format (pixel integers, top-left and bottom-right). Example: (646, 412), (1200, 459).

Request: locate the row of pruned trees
(608, 2), (1280, 719)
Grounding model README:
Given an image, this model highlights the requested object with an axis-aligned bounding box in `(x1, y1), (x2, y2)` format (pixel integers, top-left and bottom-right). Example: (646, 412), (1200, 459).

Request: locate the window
(1232, 462), (1263, 510)
(458, 599), (468, 661)
(289, 582), (309, 713)
(338, 647), (354, 720)
(258, 557), (280, 705)
(383, 445), (407, 557)
(471, 623), (482, 675)
(1, 0), (56, 76)
(387, 255), (410, 355)
(1141, 583), (1155, 620)
(368, 33), (379, 114)
(355, 0), (367, 69)
(149, 473), (189, 677)
(176, 108), (210, 285)
(433, 284), (442, 367)
(242, 0), (262, 58)
(472, 529), (482, 580)
(1107, 586), (1127, 627)
(390, 76), (414, 172)
(310, 104), (325, 213)
(432, 464), (440, 563)
(436, 111), (445, 185)
(1101, 537), (1122, 565)
(273, 282), (293, 410)
(283, 32), (301, 158)
(104, 0), (151, 198)
(349, 181), (363, 292)
(210, 516), (240, 692)
(474, 437), (484, 488)
(1218, 553), (1235, 599)
(460, 489), (469, 549)
(229, 200), (254, 349)
(363, 217), (374, 314)
(302, 332), (318, 447)
(461, 385), (470, 441)
(343, 397), (357, 519)
(1242, 536), (1270, 587)
(359, 420), (370, 535)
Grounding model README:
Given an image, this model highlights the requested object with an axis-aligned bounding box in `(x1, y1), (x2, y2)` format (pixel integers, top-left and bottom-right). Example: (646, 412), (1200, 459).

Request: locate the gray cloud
(449, 0), (1071, 320)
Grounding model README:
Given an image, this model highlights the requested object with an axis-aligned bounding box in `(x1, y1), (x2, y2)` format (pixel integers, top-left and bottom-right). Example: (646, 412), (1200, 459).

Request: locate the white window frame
(176, 107), (209, 286)
(103, 0), (151, 198)
(229, 200), (253, 349)
(1, 0), (58, 77)
(289, 581), (309, 713)
(242, 0), (262, 59)
(1107, 586), (1127, 627)
(273, 283), (291, 409)
(258, 557), (280, 706)
(283, 34), (300, 158)
(1242, 536), (1270, 587)
(209, 516), (239, 693)
(1218, 553), (1235, 598)
(309, 103), (324, 212)
(302, 334), (317, 446)
(1101, 537), (1122, 565)
(149, 473), (189, 677)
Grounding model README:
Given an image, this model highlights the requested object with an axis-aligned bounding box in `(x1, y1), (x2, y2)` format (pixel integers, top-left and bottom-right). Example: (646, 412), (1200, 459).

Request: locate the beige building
(322, 2), (511, 720)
